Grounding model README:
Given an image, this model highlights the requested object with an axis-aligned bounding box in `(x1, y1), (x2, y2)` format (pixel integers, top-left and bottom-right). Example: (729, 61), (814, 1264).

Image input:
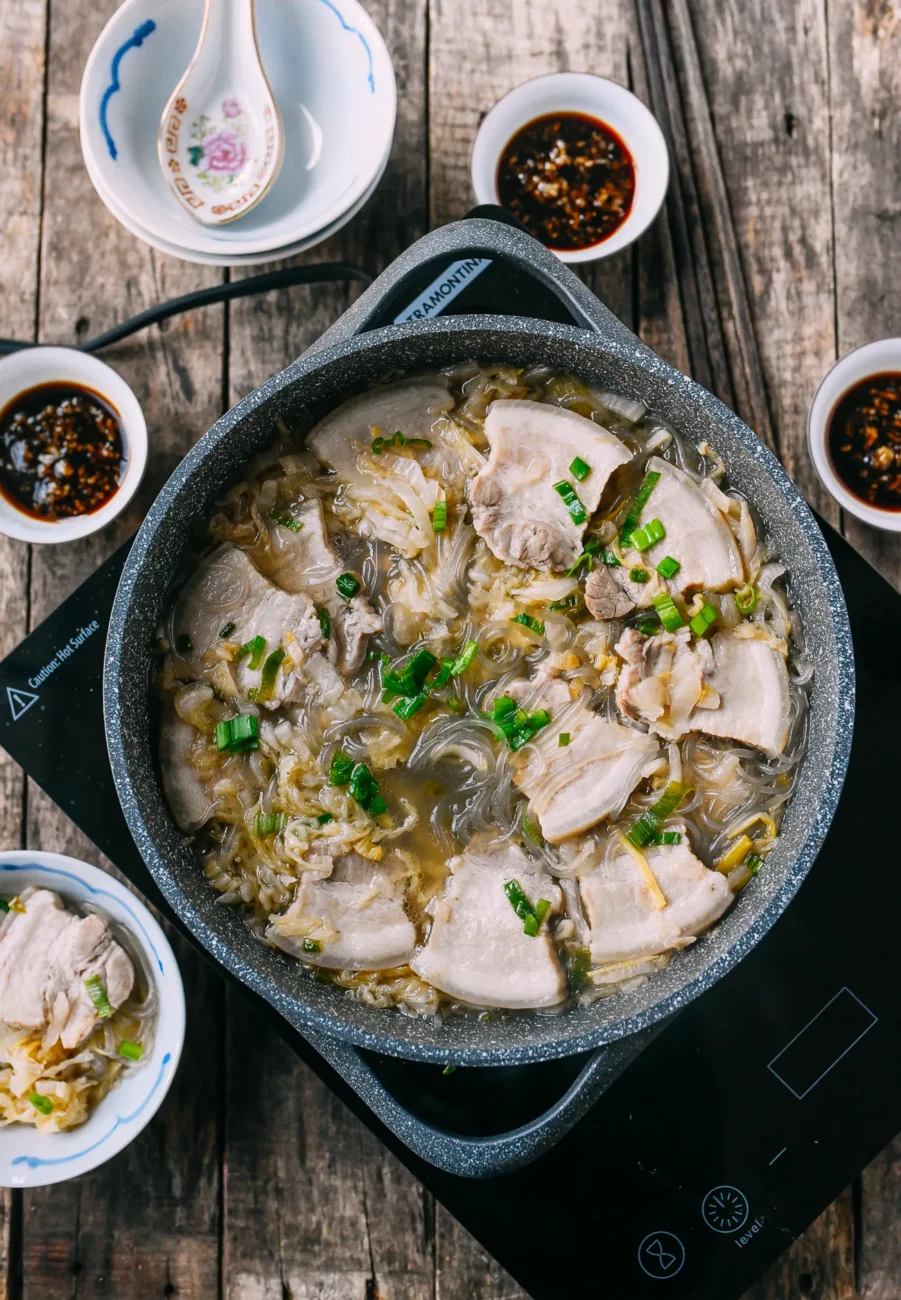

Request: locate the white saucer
(80, 0), (395, 258)
(86, 131), (390, 267)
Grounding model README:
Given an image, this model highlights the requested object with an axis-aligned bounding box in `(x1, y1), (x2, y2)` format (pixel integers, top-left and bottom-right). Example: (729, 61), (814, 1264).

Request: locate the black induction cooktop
(1, 234), (899, 1299)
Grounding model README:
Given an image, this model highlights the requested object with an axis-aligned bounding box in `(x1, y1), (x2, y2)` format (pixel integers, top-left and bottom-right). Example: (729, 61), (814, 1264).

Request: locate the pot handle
(292, 1018), (669, 1178)
(306, 208), (657, 355)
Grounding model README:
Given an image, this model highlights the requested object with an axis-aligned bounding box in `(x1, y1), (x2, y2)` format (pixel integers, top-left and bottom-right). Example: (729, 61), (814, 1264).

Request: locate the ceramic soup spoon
(158, 0), (284, 226)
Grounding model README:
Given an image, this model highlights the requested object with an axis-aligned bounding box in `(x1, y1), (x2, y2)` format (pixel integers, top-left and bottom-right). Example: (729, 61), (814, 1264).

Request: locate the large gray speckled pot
(104, 218), (854, 1067)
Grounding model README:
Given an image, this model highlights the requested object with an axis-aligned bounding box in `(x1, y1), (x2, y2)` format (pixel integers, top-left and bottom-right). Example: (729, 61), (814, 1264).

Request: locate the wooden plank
(828, 0), (901, 588)
(434, 1206), (526, 1300)
(858, 1135), (901, 1299)
(743, 1189), (856, 1300)
(427, 0), (635, 328)
(17, 0), (225, 1293)
(0, 0), (46, 1291)
(680, 0), (838, 519)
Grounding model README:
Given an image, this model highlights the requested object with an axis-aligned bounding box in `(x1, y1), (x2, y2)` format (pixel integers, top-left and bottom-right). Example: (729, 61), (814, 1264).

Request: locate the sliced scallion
(442, 1064), (457, 1076)
(84, 974), (114, 1019)
(0, 899), (8, 914)
(316, 812), (334, 825)
(214, 714), (259, 753)
(219, 621), (236, 639)
(328, 750), (354, 786)
(656, 555), (681, 580)
(735, 583), (759, 614)
(636, 618), (659, 635)
(371, 430), (432, 454)
(236, 635), (267, 670)
(523, 816), (544, 847)
(302, 937), (322, 954)
(652, 592), (685, 632)
(431, 500), (448, 532)
(626, 781), (693, 848)
(630, 518), (665, 552)
(336, 572), (361, 601)
(317, 607), (331, 639)
(651, 830), (682, 845)
(629, 568), (650, 583)
(553, 479), (587, 525)
(689, 602), (718, 637)
(253, 812), (287, 836)
(620, 470), (661, 544)
(569, 456), (591, 481)
(450, 640), (479, 676)
(29, 1091), (53, 1115)
(558, 732), (571, 746)
(119, 1040), (143, 1061)
(270, 507), (303, 532)
(393, 690), (428, 720)
(511, 612), (545, 635)
(258, 647), (286, 701)
(431, 657), (455, 689)
(569, 947), (591, 989)
(745, 852), (765, 875)
(549, 594), (582, 611)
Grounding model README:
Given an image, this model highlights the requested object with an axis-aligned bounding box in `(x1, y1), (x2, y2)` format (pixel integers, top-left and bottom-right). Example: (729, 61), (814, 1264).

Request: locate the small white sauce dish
(0, 347), (147, 545)
(0, 851), (185, 1189)
(470, 72), (670, 263)
(808, 339), (901, 534)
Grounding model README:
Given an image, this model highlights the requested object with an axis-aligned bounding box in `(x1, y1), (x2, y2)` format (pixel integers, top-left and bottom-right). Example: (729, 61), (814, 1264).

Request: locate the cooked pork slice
(173, 543), (324, 705)
(308, 377), (453, 475)
(160, 706), (215, 834)
(580, 840), (732, 964)
(267, 855), (416, 971)
(584, 563), (636, 619)
(469, 401), (632, 571)
(410, 843), (567, 1009)
(614, 626), (705, 740)
(261, 498), (382, 673)
(689, 630), (792, 754)
(0, 888), (134, 1049)
(624, 457), (744, 593)
(515, 709), (662, 843)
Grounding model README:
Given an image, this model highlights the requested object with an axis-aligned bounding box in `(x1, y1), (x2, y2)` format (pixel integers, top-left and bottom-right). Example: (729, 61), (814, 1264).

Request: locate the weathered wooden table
(1, 0), (899, 1294)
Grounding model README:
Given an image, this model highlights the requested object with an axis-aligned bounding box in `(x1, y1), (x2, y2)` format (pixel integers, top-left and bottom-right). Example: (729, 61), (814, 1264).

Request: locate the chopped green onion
(408, 648), (438, 686)
(492, 696), (516, 719)
(328, 751), (354, 785)
(236, 635), (267, 669)
(511, 612), (545, 635)
(29, 1091), (53, 1115)
(431, 658), (454, 689)
(569, 456), (591, 481)
(558, 732), (571, 747)
(442, 1064), (457, 1076)
(549, 594), (582, 611)
(269, 507), (303, 532)
(120, 1040), (143, 1061)
(599, 550), (622, 566)
(745, 852), (765, 875)
(569, 947), (591, 989)
(302, 938), (322, 954)
(371, 431), (433, 454)
(336, 572), (361, 601)
(367, 648), (389, 662)
(246, 688), (260, 702)
(175, 634), (194, 654)
(566, 551), (593, 576)
(656, 556), (681, 580)
(214, 714), (259, 753)
(219, 622), (236, 639)
(689, 601), (718, 637)
(317, 608), (331, 639)
(626, 781), (693, 848)
(316, 812), (334, 825)
(450, 640), (479, 676)
(253, 812), (287, 836)
(535, 899), (552, 925)
(349, 763), (378, 805)
(630, 518), (666, 552)
(447, 697), (462, 712)
(735, 583), (759, 615)
(553, 479), (587, 525)
(629, 568), (650, 583)
(431, 500), (448, 532)
(523, 913), (540, 937)
(258, 647), (286, 702)
(503, 878), (545, 936)
(84, 974), (114, 1019)
(620, 470), (661, 544)
(651, 830), (682, 845)
(636, 618), (659, 635)
(367, 795), (387, 816)
(393, 691), (429, 720)
(523, 816), (544, 847)
(652, 592), (685, 632)
(0, 899), (8, 914)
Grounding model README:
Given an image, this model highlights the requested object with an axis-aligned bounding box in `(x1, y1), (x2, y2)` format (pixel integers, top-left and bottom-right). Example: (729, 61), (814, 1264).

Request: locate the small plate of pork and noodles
(158, 364), (810, 1020)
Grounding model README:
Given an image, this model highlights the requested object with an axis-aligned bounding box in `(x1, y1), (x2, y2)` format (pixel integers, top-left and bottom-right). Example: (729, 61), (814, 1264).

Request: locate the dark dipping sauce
(496, 111), (635, 251)
(828, 372), (901, 512)
(0, 382), (125, 521)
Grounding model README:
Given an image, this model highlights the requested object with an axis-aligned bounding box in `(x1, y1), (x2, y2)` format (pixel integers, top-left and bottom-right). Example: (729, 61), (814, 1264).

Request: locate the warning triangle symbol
(6, 687), (39, 722)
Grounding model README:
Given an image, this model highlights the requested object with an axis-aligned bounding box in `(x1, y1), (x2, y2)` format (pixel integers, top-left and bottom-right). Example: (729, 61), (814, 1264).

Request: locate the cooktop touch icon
(702, 1185), (750, 1233)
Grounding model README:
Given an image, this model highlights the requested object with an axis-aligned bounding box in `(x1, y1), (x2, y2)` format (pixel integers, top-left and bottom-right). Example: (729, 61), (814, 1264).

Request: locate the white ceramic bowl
(0, 348), (147, 545)
(471, 72), (670, 263)
(86, 129), (391, 268)
(808, 339), (901, 533)
(0, 851), (185, 1188)
(79, 0), (396, 259)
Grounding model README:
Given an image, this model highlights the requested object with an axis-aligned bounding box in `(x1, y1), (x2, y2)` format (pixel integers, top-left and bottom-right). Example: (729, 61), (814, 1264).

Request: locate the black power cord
(0, 263), (374, 355)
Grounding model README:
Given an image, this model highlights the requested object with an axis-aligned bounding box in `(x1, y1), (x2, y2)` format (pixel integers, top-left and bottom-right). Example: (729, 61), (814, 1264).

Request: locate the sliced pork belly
(469, 401), (632, 571)
(615, 626), (705, 740)
(580, 840), (732, 964)
(689, 630), (792, 754)
(173, 543), (324, 704)
(625, 457), (744, 593)
(267, 855), (416, 971)
(308, 377), (453, 475)
(410, 843), (566, 1009)
(160, 705), (216, 834)
(0, 888), (134, 1049)
(584, 563), (636, 619)
(515, 703), (661, 843)
(260, 498), (382, 673)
